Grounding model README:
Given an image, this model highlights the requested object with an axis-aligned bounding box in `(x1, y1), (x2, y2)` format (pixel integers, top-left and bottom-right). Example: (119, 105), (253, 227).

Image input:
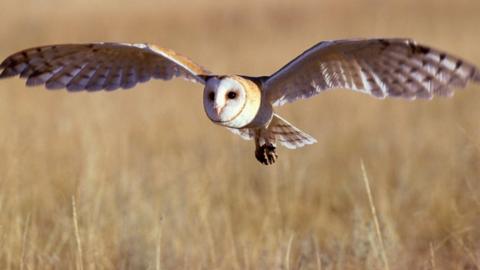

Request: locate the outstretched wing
(264, 39), (480, 106)
(0, 43), (211, 91)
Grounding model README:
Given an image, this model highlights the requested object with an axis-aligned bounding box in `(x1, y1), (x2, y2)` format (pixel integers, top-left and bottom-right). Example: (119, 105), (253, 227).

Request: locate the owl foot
(255, 143), (278, 165)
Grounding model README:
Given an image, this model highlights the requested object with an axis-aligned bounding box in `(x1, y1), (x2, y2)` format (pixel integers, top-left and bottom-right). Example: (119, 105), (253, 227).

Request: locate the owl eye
(208, 92), (215, 101)
(227, 91), (237, 99)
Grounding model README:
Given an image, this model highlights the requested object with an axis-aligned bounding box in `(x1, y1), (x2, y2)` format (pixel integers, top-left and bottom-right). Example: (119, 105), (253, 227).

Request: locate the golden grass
(1, 0), (480, 269)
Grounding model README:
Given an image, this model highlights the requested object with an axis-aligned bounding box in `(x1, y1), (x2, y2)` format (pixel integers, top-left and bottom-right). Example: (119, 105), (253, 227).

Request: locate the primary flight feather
(1, 38), (479, 165)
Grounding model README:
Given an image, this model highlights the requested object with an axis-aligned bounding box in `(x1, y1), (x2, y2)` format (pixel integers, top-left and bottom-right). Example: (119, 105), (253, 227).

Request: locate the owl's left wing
(263, 39), (480, 106)
(0, 42), (211, 91)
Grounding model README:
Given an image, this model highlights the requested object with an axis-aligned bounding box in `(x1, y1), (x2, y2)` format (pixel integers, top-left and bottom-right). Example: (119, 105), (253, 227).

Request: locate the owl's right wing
(263, 39), (480, 106)
(0, 42), (211, 91)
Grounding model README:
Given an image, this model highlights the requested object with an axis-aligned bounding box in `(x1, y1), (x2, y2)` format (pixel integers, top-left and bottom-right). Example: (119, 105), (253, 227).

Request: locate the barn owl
(1, 39), (479, 165)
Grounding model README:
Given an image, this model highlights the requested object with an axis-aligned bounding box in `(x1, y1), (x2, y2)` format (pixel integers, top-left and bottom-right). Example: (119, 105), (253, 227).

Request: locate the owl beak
(213, 100), (225, 116)
(215, 106), (223, 115)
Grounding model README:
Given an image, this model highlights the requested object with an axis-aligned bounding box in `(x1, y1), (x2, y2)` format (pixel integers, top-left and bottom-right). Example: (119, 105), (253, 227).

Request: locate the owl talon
(255, 144), (277, 165)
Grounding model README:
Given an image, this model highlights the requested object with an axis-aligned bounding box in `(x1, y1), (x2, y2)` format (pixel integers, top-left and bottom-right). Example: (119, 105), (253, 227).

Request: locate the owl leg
(254, 129), (277, 165)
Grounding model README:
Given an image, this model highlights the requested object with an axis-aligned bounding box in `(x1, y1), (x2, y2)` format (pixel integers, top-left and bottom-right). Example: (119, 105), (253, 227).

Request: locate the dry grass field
(1, 0), (480, 269)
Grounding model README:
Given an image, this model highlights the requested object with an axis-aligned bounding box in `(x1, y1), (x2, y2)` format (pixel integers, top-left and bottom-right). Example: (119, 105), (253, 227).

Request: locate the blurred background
(1, 0), (480, 269)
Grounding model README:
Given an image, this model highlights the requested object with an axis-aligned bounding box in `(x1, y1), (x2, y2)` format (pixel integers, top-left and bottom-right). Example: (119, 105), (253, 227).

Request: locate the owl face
(203, 76), (261, 128)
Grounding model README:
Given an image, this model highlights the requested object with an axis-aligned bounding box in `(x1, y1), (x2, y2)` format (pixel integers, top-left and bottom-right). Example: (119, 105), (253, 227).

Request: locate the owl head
(203, 76), (261, 128)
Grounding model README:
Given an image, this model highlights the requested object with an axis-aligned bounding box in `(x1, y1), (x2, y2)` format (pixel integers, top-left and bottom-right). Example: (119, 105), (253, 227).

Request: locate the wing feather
(104, 63), (123, 91)
(0, 43), (211, 91)
(67, 62), (98, 91)
(264, 39), (480, 106)
(85, 63), (108, 91)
